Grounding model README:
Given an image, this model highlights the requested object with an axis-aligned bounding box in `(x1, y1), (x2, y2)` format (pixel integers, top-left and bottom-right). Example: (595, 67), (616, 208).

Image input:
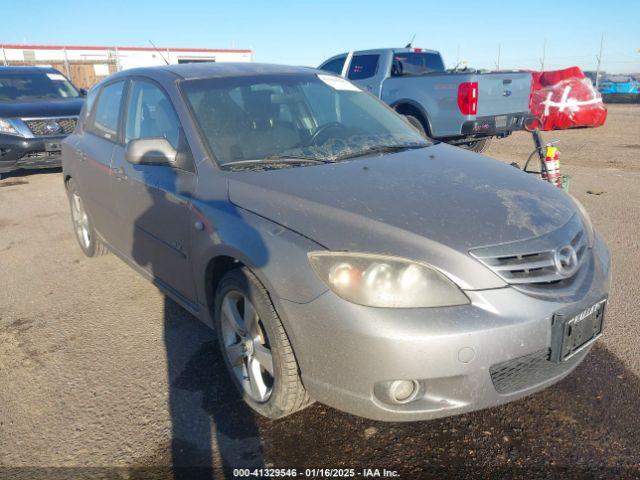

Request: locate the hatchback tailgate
(477, 72), (531, 116)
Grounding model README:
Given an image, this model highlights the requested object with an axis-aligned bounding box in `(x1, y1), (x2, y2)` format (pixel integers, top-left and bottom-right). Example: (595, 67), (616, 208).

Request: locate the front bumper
(274, 232), (611, 421)
(461, 112), (533, 138)
(0, 134), (66, 174)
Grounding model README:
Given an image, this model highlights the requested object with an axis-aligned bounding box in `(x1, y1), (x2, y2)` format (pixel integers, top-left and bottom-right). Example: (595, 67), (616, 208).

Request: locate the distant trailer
(598, 79), (640, 103)
(0, 43), (252, 89)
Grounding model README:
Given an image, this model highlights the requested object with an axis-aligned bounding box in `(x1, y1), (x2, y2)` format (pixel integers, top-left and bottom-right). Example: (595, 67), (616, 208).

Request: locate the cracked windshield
(182, 73), (430, 168)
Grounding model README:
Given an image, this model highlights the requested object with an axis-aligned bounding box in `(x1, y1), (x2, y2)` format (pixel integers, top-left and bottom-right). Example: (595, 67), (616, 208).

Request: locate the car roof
(0, 66), (62, 74)
(113, 62), (321, 81)
(318, 48), (441, 67)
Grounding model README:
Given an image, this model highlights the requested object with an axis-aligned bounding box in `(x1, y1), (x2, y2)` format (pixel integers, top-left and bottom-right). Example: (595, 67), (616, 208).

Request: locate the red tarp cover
(529, 67), (607, 131)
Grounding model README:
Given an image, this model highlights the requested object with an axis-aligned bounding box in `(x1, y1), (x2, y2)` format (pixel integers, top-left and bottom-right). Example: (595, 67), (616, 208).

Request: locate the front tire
(66, 178), (108, 257)
(214, 267), (312, 419)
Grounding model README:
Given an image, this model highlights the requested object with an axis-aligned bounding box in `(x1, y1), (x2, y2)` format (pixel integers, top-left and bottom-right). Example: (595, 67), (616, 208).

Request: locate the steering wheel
(310, 122), (344, 145)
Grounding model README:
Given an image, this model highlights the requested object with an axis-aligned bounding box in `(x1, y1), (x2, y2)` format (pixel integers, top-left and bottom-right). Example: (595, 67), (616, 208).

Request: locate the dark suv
(0, 66), (84, 178)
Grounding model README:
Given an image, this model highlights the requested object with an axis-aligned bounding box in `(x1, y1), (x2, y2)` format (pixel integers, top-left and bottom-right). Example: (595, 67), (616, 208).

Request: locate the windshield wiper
(333, 144), (428, 161)
(220, 155), (332, 170)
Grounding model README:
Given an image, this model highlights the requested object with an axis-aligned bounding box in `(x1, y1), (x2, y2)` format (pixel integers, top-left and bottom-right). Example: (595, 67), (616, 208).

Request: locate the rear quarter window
(392, 52), (445, 75)
(80, 88), (98, 125)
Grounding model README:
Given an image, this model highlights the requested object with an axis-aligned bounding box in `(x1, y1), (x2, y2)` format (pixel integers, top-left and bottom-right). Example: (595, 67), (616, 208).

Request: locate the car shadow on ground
(0, 167), (61, 181)
(128, 166), (267, 480)
(160, 298), (264, 479)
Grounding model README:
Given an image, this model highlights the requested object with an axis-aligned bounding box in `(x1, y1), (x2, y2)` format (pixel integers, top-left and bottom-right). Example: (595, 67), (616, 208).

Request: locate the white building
(1, 43), (252, 87)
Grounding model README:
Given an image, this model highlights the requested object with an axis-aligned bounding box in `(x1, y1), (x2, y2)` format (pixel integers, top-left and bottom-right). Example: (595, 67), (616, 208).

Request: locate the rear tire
(401, 114), (427, 137)
(66, 178), (108, 257)
(214, 267), (313, 419)
(460, 137), (492, 153)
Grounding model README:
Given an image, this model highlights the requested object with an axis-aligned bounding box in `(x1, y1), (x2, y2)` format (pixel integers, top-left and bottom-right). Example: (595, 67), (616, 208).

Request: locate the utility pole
(1, 46), (8, 66)
(495, 43), (501, 70)
(63, 48), (71, 77)
(595, 33), (604, 88)
(540, 38), (547, 70)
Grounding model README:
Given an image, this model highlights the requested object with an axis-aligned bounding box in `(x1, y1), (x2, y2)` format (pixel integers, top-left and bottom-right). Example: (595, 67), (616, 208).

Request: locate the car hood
(228, 143), (577, 290)
(0, 97), (84, 118)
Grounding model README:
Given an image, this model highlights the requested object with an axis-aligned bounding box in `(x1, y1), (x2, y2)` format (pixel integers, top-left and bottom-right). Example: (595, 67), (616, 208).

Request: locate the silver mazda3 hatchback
(62, 63), (611, 421)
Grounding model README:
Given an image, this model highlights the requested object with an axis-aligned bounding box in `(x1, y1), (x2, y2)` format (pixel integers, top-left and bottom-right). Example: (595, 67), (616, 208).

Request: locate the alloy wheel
(71, 192), (91, 250)
(220, 291), (274, 402)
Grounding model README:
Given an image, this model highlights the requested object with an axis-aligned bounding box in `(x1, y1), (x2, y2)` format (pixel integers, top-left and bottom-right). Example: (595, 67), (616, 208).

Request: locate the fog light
(389, 380), (419, 404)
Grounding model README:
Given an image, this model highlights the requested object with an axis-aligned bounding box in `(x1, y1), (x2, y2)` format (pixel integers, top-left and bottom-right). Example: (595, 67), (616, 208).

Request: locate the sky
(2, 0), (639, 73)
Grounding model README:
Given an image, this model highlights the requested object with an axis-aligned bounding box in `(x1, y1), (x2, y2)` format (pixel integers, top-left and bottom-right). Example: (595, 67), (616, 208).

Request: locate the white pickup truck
(319, 47), (533, 152)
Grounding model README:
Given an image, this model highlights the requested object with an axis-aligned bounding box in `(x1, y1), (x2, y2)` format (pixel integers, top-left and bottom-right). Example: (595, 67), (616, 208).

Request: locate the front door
(110, 78), (198, 304)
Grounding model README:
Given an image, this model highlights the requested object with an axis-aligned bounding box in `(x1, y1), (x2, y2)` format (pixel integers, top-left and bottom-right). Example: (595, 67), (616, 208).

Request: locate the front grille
(490, 348), (584, 394)
(22, 117), (77, 136)
(470, 214), (588, 286)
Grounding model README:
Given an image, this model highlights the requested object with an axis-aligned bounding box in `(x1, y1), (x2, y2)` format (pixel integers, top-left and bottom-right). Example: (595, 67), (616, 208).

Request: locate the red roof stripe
(0, 43), (251, 54)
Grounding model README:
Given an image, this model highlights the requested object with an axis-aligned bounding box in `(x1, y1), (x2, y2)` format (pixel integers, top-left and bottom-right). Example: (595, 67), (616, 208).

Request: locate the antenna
(539, 38), (547, 70)
(405, 34), (416, 49)
(149, 40), (170, 65)
(595, 33), (604, 88)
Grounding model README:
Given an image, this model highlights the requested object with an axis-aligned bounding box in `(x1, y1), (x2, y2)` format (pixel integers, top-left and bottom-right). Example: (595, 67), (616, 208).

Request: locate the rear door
(346, 53), (385, 96)
(73, 80), (126, 241)
(110, 77), (198, 304)
(476, 72), (532, 116)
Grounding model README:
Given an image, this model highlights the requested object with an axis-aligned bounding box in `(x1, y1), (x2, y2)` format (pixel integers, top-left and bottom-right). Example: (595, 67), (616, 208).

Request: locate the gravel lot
(1, 104), (639, 479)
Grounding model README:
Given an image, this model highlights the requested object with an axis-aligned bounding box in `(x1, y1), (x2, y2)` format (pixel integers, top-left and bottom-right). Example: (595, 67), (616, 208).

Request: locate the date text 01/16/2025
(232, 468), (401, 478)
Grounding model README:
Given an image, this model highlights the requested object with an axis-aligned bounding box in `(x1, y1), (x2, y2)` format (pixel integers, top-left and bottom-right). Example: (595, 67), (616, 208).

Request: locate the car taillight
(457, 81), (478, 115)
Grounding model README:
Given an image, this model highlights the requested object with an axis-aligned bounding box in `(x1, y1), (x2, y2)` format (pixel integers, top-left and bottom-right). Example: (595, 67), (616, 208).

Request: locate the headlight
(308, 252), (469, 308)
(0, 118), (21, 136)
(569, 195), (595, 247)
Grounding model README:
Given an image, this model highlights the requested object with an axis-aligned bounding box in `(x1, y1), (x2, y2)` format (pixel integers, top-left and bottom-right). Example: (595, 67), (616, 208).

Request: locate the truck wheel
(66, 178), (108, 257)
(215, 267), (313, 419)
(402, 114), (427, 137)
(460, 137), (492, 153)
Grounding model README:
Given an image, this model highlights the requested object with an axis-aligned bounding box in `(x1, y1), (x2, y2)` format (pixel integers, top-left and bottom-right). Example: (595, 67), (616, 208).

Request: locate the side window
(89, 81), (124, 141)
(80, 87), (98, 123)
(124, 80), (181, 149)
(348, 55), (379, 80)
(320, 57), (346, 75)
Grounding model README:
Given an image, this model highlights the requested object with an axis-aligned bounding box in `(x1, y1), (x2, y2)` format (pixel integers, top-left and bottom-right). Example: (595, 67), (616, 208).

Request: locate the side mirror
(125, 138), (177, 166)
(79, 88), (88, 97)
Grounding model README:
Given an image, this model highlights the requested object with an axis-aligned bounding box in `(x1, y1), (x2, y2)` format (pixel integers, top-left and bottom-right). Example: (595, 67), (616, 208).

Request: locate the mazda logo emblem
(44, 120), (62, 135)
(554, 245), (579, 277)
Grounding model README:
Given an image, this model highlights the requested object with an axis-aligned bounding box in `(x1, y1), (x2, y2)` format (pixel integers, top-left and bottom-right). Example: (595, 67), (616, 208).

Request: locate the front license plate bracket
(550, 299), (606, 364)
